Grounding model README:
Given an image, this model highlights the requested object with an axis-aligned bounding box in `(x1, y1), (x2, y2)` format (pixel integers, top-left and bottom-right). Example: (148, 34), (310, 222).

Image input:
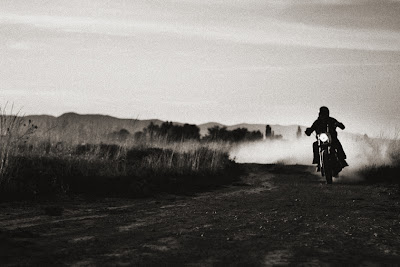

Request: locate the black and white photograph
(1, 0), (400, 265)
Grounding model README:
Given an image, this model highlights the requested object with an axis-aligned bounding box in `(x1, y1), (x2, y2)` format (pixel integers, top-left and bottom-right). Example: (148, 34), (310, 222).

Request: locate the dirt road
(1, 164), (400, 266)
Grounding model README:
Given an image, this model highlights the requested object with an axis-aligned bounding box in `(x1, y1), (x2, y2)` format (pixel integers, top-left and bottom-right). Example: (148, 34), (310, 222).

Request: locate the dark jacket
(305, 116), (345, 140)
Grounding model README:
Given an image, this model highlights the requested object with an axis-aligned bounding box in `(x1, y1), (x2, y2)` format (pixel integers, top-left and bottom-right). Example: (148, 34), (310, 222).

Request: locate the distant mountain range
(22, 112), (357, 141)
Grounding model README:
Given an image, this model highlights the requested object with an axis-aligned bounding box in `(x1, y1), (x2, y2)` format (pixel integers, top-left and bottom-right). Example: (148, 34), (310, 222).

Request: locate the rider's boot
(340, 159), (349, 168)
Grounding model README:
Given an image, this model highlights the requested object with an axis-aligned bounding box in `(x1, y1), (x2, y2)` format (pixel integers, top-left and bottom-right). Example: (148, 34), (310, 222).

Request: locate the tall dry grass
(0, 104), (37, 186)
(0, 118), (238, 200)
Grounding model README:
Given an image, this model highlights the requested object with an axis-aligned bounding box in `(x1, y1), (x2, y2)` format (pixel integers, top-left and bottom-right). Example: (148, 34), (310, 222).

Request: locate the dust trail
(230, 138), (311, 165)
(230, 135), (395, 182)
(338, 135), (392, 182)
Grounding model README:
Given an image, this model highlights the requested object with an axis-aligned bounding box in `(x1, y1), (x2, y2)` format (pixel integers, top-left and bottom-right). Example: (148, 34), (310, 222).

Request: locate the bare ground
(1, 164), (400, 266)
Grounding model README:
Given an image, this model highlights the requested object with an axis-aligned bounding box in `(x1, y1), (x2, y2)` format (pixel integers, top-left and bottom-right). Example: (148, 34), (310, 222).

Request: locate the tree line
(130, 122), (263, 143)
(203, 126), (262, 142)
(110, 123), (305, 142)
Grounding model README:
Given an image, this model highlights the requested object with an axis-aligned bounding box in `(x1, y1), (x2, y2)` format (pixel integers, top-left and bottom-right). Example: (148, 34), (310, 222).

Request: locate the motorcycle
(316, 131), (343, 184)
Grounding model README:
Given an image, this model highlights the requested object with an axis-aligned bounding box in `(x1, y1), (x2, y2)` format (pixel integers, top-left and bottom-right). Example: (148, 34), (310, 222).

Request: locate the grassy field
(0, 111), (241, 200)
(0, 141), (240, 200)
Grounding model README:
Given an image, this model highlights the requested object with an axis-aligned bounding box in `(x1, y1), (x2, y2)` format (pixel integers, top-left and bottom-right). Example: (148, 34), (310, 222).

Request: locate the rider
(305, 106), (348, 171)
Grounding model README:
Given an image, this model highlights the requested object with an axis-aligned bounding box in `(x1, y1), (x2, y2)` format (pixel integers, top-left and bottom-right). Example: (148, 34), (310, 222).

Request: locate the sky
(1, 0), (400, 137)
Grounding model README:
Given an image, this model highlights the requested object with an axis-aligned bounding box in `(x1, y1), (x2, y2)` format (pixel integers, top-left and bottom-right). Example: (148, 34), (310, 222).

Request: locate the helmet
(319, 106), (329, 117)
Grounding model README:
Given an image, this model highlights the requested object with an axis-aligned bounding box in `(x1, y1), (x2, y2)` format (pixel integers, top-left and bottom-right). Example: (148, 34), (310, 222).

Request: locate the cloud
(265, 0), (361, 7)
(265, 0), (400, 6)
(1, 11), (400, 52)
(201, 62), (400, 72)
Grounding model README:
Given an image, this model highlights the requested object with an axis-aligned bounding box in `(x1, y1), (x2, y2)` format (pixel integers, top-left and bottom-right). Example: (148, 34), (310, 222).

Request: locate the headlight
(319, 133), (329, 143)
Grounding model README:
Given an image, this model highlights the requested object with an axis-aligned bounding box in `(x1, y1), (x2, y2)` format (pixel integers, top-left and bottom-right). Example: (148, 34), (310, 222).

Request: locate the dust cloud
(230, 135), (394, 182)
(230, 137), (311, 165)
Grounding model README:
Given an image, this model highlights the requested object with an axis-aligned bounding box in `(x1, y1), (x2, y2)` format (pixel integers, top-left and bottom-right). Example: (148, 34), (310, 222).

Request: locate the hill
(24, 113), (163, 143)
(22, 113), (358, 142)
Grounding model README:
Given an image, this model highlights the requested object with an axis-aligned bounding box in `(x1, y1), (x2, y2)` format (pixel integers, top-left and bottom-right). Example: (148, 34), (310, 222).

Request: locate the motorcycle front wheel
(321, 150), (333, 184)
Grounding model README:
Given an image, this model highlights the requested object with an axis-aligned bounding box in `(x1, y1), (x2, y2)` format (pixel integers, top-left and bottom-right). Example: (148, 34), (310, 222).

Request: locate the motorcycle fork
(318, 140), (324, 176)
(319, 141), (330, 177)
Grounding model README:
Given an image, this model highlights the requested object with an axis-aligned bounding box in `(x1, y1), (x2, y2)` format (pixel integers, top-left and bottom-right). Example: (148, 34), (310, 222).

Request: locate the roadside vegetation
(0, 108), (258, 201)
(358, 137), (400, 184)
(1, 142), (239, 200)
